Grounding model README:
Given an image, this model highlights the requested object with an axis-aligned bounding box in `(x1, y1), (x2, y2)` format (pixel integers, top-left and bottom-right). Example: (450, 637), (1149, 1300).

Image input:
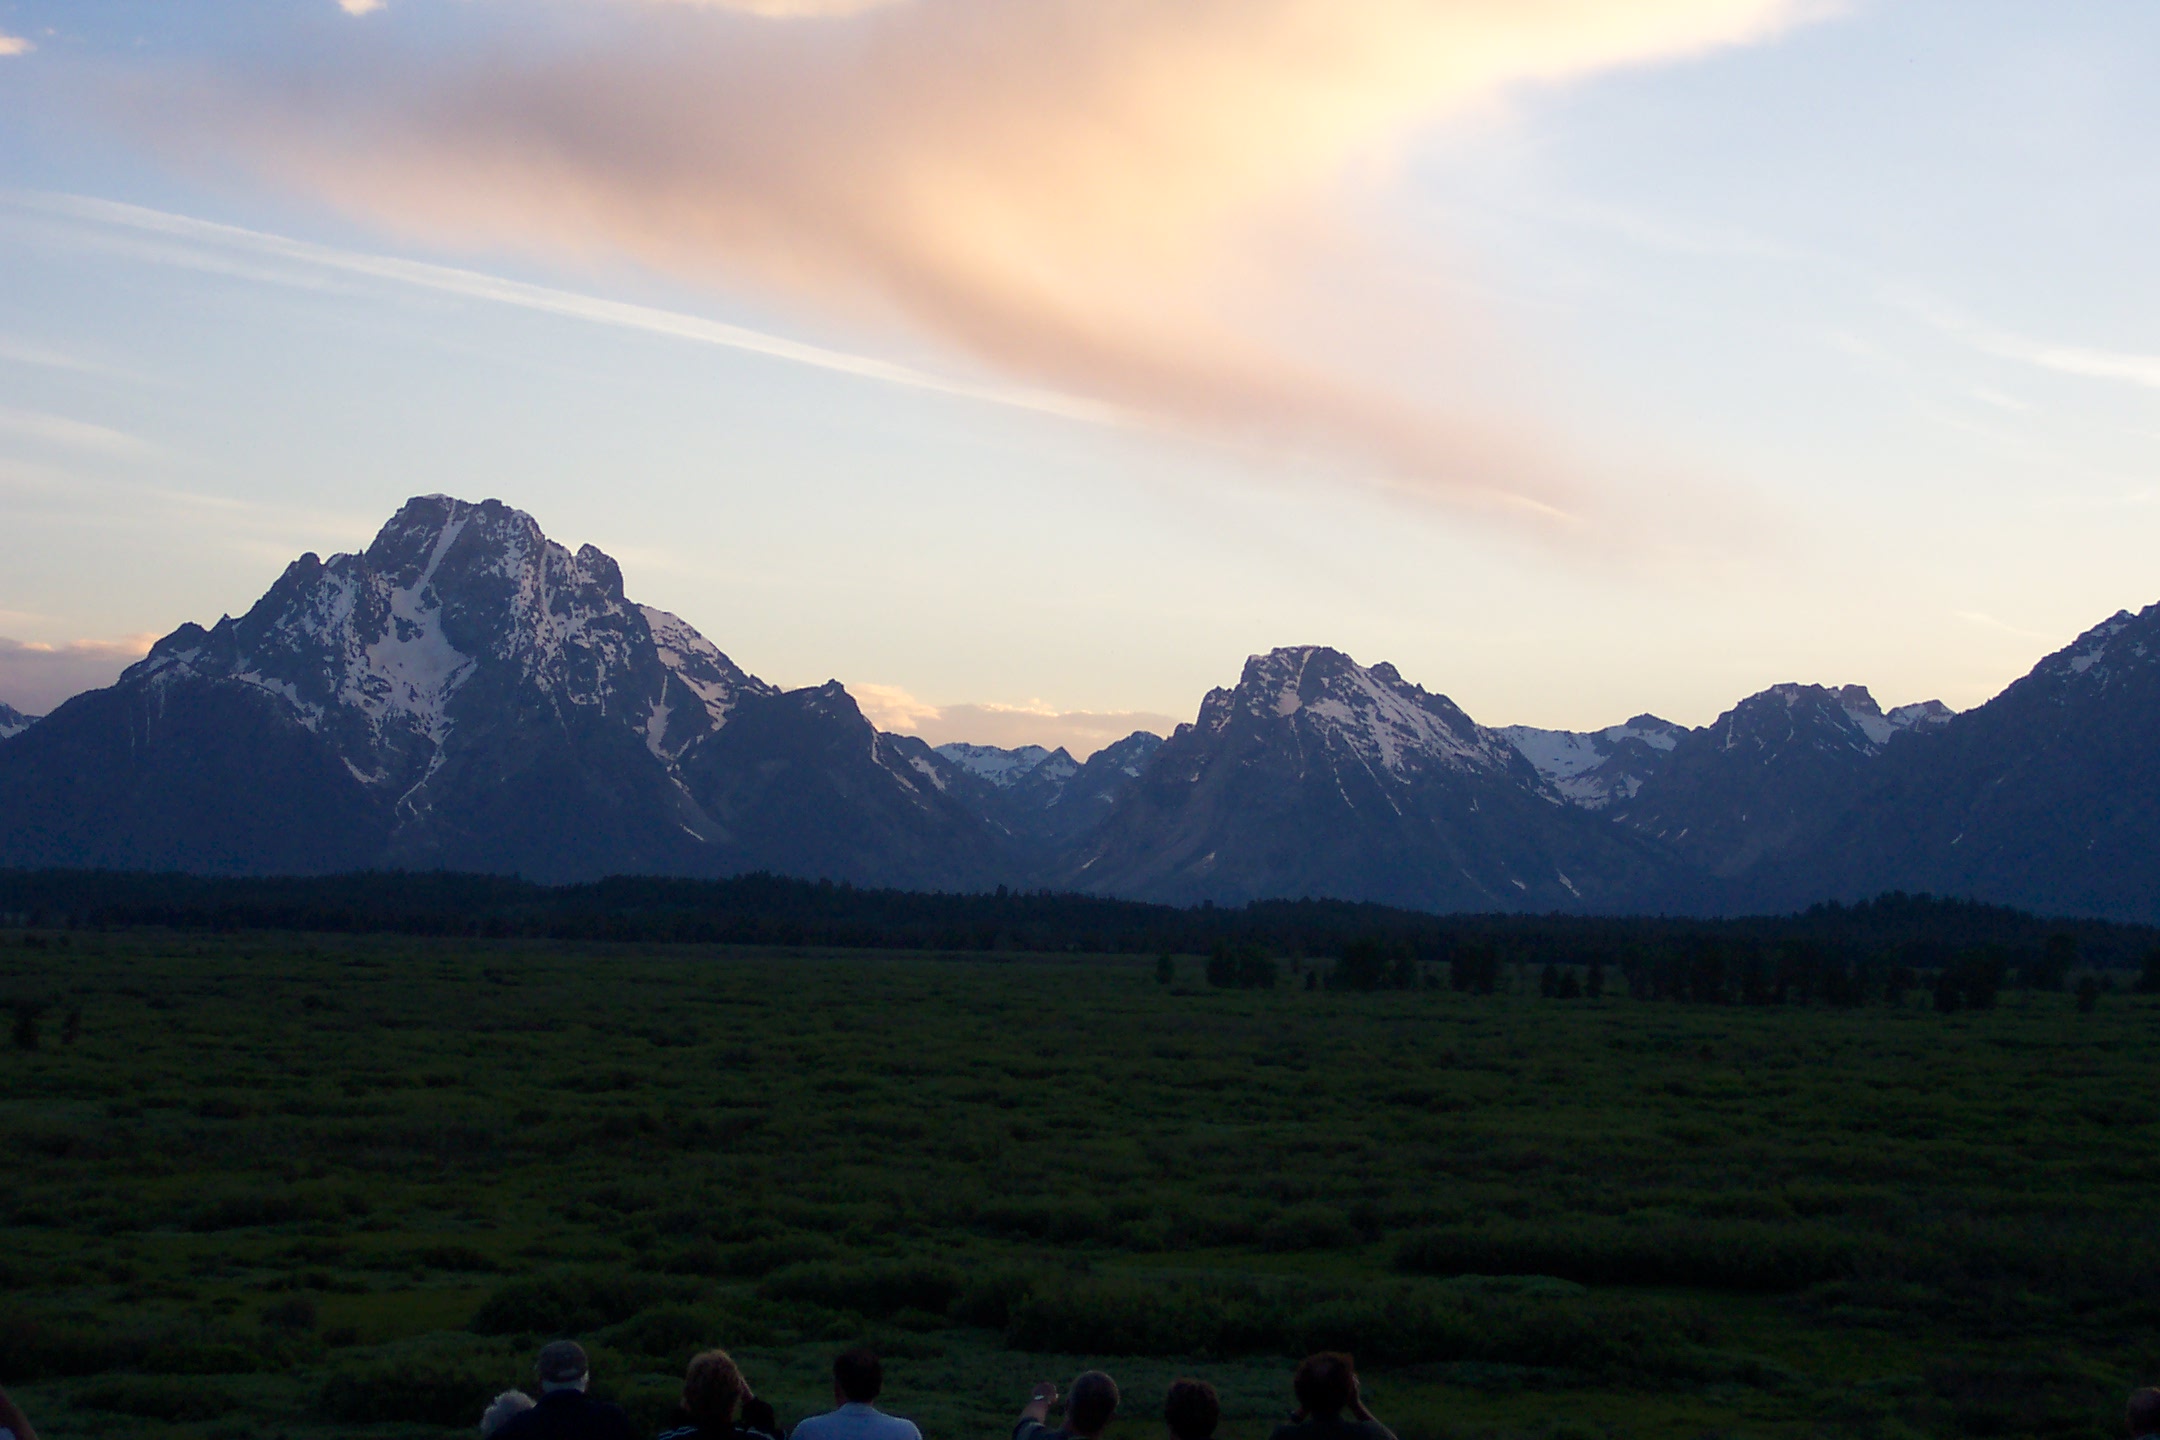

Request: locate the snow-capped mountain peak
(0, 702), (38, 740)
(1218, 645), (1521, 779)
(122, 495), (770, 790)
(1502, 713), (1684, 809)
(2019, 604), (2160, 695)
(936, 742), (1069, 788)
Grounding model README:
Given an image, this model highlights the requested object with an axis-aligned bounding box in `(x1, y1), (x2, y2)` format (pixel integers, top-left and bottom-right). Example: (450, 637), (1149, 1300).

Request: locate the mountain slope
(930, 734), (1164, 860)
(1612, 683), (1951, 882)
(0, 703), (39, 741)
(677, 685), (1010, 890)
(1501, 715), (1683, 809)
(0, 496), (1002, 885)
(1064, 647), (1670, 910)
(1769, 608), (2160, 920)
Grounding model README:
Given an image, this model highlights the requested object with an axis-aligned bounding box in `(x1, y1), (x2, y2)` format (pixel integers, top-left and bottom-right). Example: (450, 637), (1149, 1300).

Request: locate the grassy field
(2, 931), (2156, 1440)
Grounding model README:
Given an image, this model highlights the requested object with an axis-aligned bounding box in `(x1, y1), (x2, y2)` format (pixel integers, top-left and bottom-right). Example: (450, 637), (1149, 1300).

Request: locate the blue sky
(1, 0), (2156, 753)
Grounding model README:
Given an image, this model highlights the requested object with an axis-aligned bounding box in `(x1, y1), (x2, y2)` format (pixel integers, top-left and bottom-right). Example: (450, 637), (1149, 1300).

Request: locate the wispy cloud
(1951, 610), (2057, 644)
(854, 682), (1176, 758)
(0, 633), (158, 714)
(0, 336), (124, 378)
(0, 406), (154, 457)
(132, 0), (1823, 531)
(1912, 299), (2160, 392)
(338, 0), (386, 13)
(0, 33), (33, 57)
(12, 192), (1122, 426)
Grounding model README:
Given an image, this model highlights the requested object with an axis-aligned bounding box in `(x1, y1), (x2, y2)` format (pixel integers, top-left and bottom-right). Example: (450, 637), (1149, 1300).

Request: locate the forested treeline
(1, 869), (2156, 980)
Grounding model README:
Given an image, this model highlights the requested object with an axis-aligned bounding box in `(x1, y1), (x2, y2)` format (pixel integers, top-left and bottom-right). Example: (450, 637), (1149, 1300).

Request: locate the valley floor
(1, 934), (2155, 1439)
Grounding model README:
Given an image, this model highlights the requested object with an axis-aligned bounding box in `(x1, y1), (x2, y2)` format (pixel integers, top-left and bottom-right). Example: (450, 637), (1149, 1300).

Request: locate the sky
(1, 0), (2156, 754)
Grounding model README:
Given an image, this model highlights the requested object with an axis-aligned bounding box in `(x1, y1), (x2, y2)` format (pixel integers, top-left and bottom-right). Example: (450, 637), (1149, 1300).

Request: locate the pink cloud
(148, 0), (1817, 528)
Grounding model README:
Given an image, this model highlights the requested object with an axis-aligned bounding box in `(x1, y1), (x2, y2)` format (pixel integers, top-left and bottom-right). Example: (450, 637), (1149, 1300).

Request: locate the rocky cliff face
(1608, 682), (1951, 881)
(1761, 607), (2160, 918)
(1061, 646), (1669, 910)
(1501, 715), (1683, 809)
(0, 497), (1003, 884)
(6, 493), (2160, 919)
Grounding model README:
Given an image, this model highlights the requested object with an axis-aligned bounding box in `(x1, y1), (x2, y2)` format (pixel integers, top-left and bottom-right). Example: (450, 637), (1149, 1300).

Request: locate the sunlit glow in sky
(1, 0), (2156, 754)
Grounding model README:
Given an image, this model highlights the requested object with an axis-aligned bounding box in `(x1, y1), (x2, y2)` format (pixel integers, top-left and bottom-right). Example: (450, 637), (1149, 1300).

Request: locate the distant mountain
(1608, 683), (1952, 881)
(936, 742), (1071, 789)
(933, 733), (1163, 863)
(1765, 607), (2160, 919)
(1061, 646), (1669, 910)
(1501, 715), (1683, 809)
(6, 492), (2160, 920)
(0, 497), (1004, 885)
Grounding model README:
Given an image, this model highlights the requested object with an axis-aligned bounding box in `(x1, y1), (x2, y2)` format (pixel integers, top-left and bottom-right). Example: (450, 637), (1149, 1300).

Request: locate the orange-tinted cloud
(855, 682), (1177, 758)
(176, 0), (1818, 525)
(0, 633), (157, 714)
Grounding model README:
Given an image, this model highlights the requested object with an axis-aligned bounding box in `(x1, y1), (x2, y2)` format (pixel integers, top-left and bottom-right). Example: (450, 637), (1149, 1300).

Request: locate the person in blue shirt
(789, 1349), (921, 1440)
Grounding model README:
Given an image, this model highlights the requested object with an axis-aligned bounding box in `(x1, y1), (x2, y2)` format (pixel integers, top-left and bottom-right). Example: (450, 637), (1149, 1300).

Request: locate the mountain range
(3, 495), (2156, 921)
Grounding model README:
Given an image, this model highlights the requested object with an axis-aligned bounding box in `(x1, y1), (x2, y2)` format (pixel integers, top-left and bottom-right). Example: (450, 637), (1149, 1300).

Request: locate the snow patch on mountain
(0, 702), (39, 740)
(936, 742), (1063, 788)
(1235, 647), (1519, 780)
(642, 605), (772, 731)
(1501, 714), (1683, 808)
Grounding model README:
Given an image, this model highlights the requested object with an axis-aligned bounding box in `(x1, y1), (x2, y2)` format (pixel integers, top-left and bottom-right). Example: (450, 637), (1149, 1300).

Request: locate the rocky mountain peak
(1210, 644), (1518, 780)
(119, 495), (769, 794)
(936, 742), (1070, 789)
(0, 701), (38, 740)
(2020, 605), (2159, 697)
(1502, 713), (1683, 810)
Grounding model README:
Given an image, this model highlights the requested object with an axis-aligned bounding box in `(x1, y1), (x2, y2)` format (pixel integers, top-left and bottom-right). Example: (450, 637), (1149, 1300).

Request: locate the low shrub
(75, 1375), (238, 1423)
(603, 1307), (711, 1362)
(469, 1272), (689, 1336)
(319, 1354), (508, 1426)
(1004, 1273), (1709, 1378)
(758, 1260), (963, 1318)
(1259, 1203), (1358, 1252)
(1393, 1219), (1868, 1292)
(949, 1268), (1042, 1328)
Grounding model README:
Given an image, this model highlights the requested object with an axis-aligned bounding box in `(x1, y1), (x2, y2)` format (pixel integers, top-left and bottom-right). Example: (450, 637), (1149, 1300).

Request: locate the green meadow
(3, 931), (2156, 1440)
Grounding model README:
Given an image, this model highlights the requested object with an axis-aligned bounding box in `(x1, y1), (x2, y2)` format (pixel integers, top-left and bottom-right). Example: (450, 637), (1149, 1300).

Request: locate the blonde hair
(683, 1349), (748, 1426)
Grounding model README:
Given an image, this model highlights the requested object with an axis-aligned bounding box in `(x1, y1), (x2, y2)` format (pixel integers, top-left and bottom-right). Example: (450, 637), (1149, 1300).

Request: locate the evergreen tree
(1585, 958), (1605, 999)
(2076, 975), (2100, 1014)
(1538, 964), (1560, 998)
(1331, 938), (1390, 992)
(61, 1006), (80, 1045)
(1556, 969), (1582, 1000)
(10, 1003), (38, 1051)
(1933, 971), (1962, 1014)
(2137, 948), (2160, 995)
(1885, 965), (1915, 1005)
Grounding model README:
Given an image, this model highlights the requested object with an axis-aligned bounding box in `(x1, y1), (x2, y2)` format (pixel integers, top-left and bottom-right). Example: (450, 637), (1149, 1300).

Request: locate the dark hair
(1163, 1379), (1219, 1440)
(1293, 1354), (1355, 1418)
(834, 1348), (883, 1404)
(1068, 1371), (1120, 1436)
(2129, 1388), (2160, 1437)
(683, 1350), (746, 1426)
